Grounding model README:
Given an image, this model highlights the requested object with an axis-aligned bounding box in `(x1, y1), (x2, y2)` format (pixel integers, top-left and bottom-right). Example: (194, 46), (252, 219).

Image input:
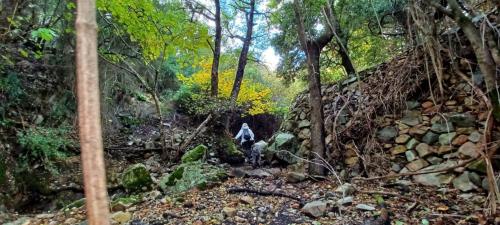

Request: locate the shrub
(17, 126), (75, 162)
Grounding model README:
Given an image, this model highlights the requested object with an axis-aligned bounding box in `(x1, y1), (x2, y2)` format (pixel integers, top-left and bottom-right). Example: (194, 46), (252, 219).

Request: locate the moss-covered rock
(121, 163), (153, 191)
(159, 161), (227, 193)
(181, 144), (208, 163)
(265, 132), (299, 164)
(218, 137), (245, 165)
(110, 195), (142, 211)
(63, 198), (86, 211)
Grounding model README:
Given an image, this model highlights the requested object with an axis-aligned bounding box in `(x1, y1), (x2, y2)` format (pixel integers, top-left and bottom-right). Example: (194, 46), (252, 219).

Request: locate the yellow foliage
(179, 60), (275, 115)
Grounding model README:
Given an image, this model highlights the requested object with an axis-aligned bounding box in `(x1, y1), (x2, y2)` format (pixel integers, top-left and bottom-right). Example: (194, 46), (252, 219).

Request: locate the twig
(353, 158), (477, 181)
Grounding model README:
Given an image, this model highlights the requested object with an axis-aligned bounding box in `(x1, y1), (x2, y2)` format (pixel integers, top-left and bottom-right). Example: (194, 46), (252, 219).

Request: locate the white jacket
(235, 127), (255, 144)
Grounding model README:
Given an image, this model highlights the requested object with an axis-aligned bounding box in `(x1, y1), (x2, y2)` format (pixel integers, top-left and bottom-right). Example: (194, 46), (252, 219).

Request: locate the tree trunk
(306, 44), (327, 175)
(210, 0), (221, 97)
(75, 0), (110, 224)
(447, 0), (499, 120)
(230, 0), (255, 103)
(293, 0), (330, 175)
(337, 40), (356, 75)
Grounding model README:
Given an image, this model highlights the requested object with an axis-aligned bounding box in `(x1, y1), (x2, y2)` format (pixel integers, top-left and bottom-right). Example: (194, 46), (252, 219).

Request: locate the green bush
(17, 126), (75, 162)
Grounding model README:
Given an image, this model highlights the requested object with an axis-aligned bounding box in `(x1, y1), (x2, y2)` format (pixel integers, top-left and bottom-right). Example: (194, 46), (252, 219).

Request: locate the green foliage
(181, 144), (208, 163)
(17, 126), (75, 163)
(31, 28), (58, 42)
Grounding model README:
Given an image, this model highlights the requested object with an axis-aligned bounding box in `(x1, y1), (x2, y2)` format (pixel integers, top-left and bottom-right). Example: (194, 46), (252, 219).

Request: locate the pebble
(356, 204), (376, 211)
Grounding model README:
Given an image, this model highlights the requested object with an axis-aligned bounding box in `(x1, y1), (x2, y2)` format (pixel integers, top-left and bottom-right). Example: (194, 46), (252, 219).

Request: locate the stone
(337, 196), (353, 205)
(405, 150), (418, 161)
(391, 163), (402, 172)
(181, 144), (208, 163)
(458, 142), (479, 158)
(406, 138), (419, 150)
(453, 172), (477, 192)
(299, 112), (307, 120)
(286, 172), (307, 183)
(223, 207), (237, 217)
(439, 132), (457, 145)
(468, 172), (482, 187)
(448, 113), (476, 127)
(268, 133), (299, 164)
(452, 135), (469, 146)
(111, 211), (132, 224)
(468, 131), (482, 143)
(422, 101), (434, 109)
(121, 164), (153, 191)
(422, 131), (440, 145)
(356, 204), (376, 211)
(302, 200), (328, 218)
(34, 114), (44, 125)
(64, 218), (79, 224)
(3, 217), (31, 225)
(159, 162), (227, 193)
(245, 169), (272, 178)
(426, 156), (443, 165)
(391, 145), (407, 155)
(467, 159), (486, 173)
(406, 159), (429, 171)
(395, 134), (411, 144)
(377, 126), (398, 143)
(431, 121), (455, 133)
(445, 100), (457, 106)
(414, 172), (455, 187)
(298, 120), (311, 128)
(437, 146), (454, 155)
(409, 126), (428, 136)
(240, 196), (255, 205)
(335, 183), (356, 195)
(416, 143), (432, 157)
(456, 127), (476, 135)
(482, 178), (500, 191)
(400, 111), (422, 126)
(298, 129), (311, 140)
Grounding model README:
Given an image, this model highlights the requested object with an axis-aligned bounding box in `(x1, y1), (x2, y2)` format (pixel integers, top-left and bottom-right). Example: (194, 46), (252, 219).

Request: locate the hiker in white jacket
(234, 123), (255, 161)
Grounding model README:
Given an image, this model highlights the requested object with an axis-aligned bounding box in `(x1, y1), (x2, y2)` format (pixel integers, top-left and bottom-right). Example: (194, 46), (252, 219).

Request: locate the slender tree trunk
(75, 0), (110, 224)
(337, 40), (356, 75)
(294, 0), (330, 175)
(210, 0), (222, 97)
(447, 0), (499, 120)
(306, 44), (327, 175)
(230, 0), (255, 103)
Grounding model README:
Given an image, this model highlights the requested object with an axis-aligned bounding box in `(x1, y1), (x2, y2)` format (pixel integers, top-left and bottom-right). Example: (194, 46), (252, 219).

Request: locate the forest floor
(10, 164), (487, 225)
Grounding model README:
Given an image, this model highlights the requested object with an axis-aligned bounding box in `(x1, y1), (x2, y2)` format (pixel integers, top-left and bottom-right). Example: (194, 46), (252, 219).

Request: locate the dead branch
(178, 114), (213, 153)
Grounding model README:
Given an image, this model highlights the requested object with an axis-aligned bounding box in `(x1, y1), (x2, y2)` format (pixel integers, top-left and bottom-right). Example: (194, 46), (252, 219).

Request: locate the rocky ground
(2, 164), (494, 225)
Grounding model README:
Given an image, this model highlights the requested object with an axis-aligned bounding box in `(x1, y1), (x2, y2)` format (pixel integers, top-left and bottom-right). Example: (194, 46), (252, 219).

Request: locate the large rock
(439, 132), (457, 145)
(377, 126), (398, 143)
(267, 133), (299, 164)
(453, 172), (477, 192)
(448, 113), (476, 127)
(422, 131), (439, 144)
(406, 159), (429, 171)
(400, 111), (422, 126)
(111, 211), (132, 224)
(218, 138), (245, 165)
(298, 120), (311, 128)
(458, 142), (479, 159)
(335, 183), (356, 195)
(121, 164), (153, 191)
(413, 162), (457, 186)
(430, 121), (455, 133)
(286, 171), (307, 183)
(415, 143), (432, 157)
(159, 162), (227, 193)
(302, 200), (328, 218)
(181, 144), (208, 163)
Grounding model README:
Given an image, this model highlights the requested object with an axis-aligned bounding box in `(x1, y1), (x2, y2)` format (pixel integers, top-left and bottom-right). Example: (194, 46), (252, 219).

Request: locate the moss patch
(121, 163), (153, 191)
(159, 161), (227, 193)
(181, 144), (208, 163)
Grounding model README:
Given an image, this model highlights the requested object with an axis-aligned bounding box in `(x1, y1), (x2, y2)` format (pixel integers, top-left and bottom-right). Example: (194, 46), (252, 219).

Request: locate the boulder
(448, 113), (476, 127)
(159, 161), (227, 193)
(121, 164), (153, 191)
(431, 121), (455, 133)
(422, 131), (439, 144)
(439, 132), (457, 145)
(337, 196), (353, 206)
(458, 142), (479, 159)
(267, 133), (299, 164)
(218, 138), (244, 165)
(453, 172), (477, 192)
(406, 159), (429, 171)
(400, 111), (422, 126)
(415, 143), (432, 157)
(181, 144), (208, 163)
(414, 172), (454, 187)
(302, 200), (328, 218)
(377, 126), (398, 142)
(286, 172), (307, 183)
